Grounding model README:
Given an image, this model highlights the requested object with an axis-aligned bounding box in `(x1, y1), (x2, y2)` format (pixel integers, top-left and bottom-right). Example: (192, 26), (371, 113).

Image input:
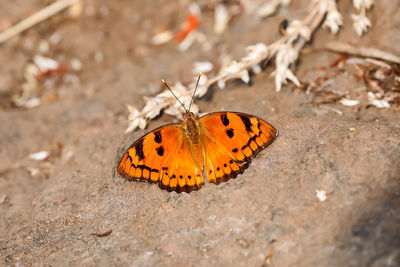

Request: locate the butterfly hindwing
(159, 139), (205, 192)
(202, 134), (248, 184)
(117, 124), (205, 192)
(199, 112), (278, 183)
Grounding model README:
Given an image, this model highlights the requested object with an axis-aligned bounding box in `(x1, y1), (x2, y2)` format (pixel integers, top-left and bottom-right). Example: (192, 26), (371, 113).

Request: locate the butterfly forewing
(118, 124), (181, 181)
(117, 124), (205, 192)
(199, 112), (278, 183)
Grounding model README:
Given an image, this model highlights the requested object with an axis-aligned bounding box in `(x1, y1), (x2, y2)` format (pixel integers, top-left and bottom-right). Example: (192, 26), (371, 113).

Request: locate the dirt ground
(1, 0), (400, 266)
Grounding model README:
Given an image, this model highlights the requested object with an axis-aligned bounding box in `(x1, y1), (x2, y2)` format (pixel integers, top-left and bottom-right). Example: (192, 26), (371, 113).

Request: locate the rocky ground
(0, 0), (399, 266)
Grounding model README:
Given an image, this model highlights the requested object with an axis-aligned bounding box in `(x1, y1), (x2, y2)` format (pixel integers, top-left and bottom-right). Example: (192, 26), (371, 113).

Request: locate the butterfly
(117, 74), (278, 193)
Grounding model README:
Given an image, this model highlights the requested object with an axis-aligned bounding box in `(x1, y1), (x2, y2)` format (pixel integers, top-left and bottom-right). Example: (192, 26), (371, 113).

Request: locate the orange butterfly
(117, 75), (278, 192)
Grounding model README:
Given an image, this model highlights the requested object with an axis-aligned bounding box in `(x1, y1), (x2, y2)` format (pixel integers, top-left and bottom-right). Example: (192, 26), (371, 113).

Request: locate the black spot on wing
(242, 135), (258, 151)
(136, 164), (159, 173)
(221, 113), (229, 126)
(154, 131), (162, 143)
(226, 128), (234, 138)
(135, 139), (145, 160)
(239, 114), (252, 132)
(232, 148), (238, 153)
(156, 146), (164, 156)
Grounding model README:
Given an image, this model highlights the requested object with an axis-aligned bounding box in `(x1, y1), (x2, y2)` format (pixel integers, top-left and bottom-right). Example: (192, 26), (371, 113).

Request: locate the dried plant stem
(325, 42), (400, 64)
(125, 1), (345, 132)
(133, 5), (325, 122)
(284, 4), (324, 52)
(0, 0), (80, 44)
(213, 4), (319, 81)
(135, 91), (194, 120)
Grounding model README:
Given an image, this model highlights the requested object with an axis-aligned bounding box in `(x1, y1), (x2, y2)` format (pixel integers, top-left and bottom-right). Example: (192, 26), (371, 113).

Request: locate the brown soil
(1, 0), (399, 266)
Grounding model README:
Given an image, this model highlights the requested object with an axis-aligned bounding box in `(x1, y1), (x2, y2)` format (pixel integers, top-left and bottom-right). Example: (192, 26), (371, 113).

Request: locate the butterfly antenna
(161, 79), (188, 113)
(189, 72), (201, 112)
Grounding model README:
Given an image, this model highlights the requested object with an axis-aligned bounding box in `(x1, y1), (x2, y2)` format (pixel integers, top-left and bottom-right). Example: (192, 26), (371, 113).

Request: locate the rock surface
(1, 0), (399, 266)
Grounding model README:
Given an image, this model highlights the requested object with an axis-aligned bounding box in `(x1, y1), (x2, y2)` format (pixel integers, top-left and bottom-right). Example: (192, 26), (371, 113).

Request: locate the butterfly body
(118, 111), (278, 193)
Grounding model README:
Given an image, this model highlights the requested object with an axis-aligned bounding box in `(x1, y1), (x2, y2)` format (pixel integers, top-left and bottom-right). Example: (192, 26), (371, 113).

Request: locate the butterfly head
(183, 111), (196, 121)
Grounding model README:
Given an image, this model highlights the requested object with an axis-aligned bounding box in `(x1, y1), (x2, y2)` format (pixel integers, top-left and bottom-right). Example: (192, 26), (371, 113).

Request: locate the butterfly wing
(159, 138), (205, 192)
(117, 124), (204, 192)
(199, 112), (278, 184)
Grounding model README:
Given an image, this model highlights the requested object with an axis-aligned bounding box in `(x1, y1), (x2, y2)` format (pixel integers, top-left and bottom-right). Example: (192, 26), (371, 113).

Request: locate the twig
(325, 42), (400, 64)
(91, 229), (113, 237)
(0, 0), (80, 44)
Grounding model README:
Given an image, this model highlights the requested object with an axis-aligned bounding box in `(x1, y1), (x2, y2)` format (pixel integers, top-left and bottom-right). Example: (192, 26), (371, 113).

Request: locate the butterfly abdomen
(182, 117), (206, 172)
